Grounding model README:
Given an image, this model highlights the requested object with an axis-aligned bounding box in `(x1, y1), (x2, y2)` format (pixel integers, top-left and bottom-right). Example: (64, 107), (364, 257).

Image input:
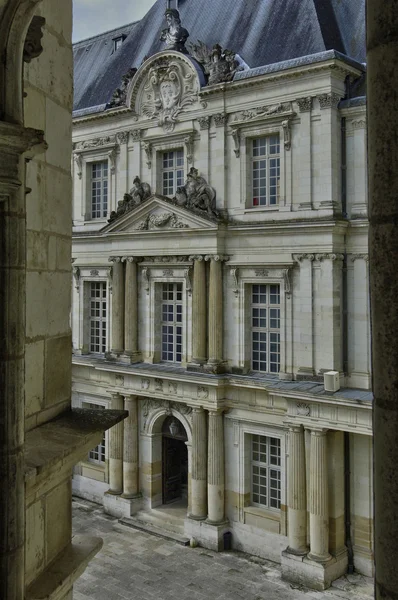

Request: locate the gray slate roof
(73, 0), (366, 112)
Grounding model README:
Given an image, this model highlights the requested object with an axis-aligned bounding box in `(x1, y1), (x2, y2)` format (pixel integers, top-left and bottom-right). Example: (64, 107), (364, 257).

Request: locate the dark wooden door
(162, 436), (182, 504)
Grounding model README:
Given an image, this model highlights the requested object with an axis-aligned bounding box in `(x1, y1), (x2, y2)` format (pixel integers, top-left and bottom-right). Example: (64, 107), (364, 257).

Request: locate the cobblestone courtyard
(73, 499), (373, 600)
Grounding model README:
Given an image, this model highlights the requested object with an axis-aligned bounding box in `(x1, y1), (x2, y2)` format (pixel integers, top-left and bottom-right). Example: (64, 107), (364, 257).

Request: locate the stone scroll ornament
(106, 68), (138, 109)
(108, 176), (151, 223)
(141, 58), (197, 132)
(174, 167), (218, 218)
(188, 41), (243, 85)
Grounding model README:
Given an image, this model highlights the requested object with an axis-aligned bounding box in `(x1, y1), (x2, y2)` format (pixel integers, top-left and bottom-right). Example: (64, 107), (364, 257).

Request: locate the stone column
(207, 410), (225, 524)
(108, 393), (124, 494)
(190, 407), (207, 519)
(122, 257), (139, 362)
(206, 255), (227, 371)
(368, 4), (398, 596)
(122, 395), (139, 498)
(287, 425), (308, 554)
(109, 257), (124, 355)
(308, 428), (331, 562)
(190, 256), (207, 365)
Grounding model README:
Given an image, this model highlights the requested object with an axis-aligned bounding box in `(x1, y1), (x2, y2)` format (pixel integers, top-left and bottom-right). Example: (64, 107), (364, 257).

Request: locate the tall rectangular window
(251, 284), (280, 373)
(251, 135), (280, 207)
(90, 282), (107, 354)
(252, 435), (281, 509)
(161, 283), (183, 363)
(91, 161), (108, 219)
(83, 403), (106, 464)
(162, 150), (184, 196)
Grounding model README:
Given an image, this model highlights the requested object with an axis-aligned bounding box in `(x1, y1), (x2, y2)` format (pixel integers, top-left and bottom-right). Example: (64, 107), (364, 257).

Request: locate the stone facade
(71, 41), (372, 590)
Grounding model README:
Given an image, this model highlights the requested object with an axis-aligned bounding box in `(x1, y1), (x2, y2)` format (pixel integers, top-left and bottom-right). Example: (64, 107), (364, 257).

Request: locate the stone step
(118, 516), (190, 546)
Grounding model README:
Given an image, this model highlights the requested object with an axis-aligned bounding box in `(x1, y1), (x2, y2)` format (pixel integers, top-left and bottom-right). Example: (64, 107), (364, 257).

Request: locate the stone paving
(73, 498), (373, 600)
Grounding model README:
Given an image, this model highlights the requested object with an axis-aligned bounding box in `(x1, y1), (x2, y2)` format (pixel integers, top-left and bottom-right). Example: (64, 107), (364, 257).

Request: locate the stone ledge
(25, 535), (102, 600)
(25, 408), (128, 482)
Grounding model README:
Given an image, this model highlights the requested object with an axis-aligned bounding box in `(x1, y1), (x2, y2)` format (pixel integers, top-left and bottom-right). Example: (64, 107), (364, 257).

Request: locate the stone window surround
(232, 265), (292, 378)
(144, 267), (191, 366)
(74, 393), (110, 480)
(228, 415), (287, 530)
(73, 267), (112, 356)
(74, 145), (118, 223)
(236, 121), (291, 213)
(143, 129), (196, 193)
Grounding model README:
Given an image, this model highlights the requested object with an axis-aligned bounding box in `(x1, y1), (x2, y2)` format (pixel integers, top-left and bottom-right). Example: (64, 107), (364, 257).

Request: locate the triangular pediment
(102, 195), (218, 234)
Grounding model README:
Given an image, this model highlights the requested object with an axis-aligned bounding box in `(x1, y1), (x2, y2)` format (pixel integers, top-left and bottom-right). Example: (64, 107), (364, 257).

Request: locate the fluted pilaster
(308, 428), (331, 562)
(190, 256), (207, 364)
(122, 395), (139, 498)
(122, 257), (139, 359)
(190, 407), (207, 519)
(207, 410), (225, 523)
(206, 255), (227, 368)
(108, 392), (124, 494)
(287, 424), (308, 554)
(109, 257), (124, 354)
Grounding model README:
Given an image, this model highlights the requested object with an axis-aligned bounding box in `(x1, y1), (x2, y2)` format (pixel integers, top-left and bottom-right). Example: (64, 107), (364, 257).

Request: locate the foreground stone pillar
(109, 257), (124, 355)
(190, 407), (207, 519)
(190, 256), (207, 364)
(308, 428), (331, 562)
(0, 125), (43, 600)
(207, 410), (225, 523)
(122, 395), (139, 498)
(287, 425), (308, 554)
(368, 3), (398, 598)
(108, 393), (124, 494)
(206, 255), (226, 371)
(122, 257), (139, 362)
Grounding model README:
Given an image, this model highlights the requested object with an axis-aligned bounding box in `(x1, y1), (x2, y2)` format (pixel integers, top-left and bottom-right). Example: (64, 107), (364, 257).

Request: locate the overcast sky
(73, 0), (157, 42)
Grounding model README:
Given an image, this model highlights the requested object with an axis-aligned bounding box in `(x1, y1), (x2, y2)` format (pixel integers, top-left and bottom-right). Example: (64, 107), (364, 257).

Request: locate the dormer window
(113, 35), (126, 52)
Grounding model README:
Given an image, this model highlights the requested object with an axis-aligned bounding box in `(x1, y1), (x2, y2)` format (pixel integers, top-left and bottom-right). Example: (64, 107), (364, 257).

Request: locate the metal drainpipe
(344, 432), (355, 573)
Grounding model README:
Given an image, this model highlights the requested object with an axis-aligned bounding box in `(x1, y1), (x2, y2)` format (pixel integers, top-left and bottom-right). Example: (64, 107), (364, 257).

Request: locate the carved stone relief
(75, 136), (117, 150)
(189, 41), (243, 85)
(107, 68), (137, 110)
(136, 212), (189, 230)
(234, 102), (293, 122)
(198, 116), (211, 130)
(318, 93), (341, 110)
(174, 167), (218, 218)
(23, 16), (46, 63)
(141, 397), (193, 431)
(140, 58), (198, 132)
(108, 177), (152, 223)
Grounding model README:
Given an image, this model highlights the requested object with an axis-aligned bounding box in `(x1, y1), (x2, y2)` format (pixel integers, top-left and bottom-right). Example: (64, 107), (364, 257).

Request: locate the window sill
(244, 505), (280, 521)
(81, 460), (105, 472)
(244, 205), (279, 213)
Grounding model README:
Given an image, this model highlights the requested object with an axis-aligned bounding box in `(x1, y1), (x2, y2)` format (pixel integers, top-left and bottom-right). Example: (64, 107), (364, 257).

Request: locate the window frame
(251, 283), (281, 374)
(161, 282), (183, 363)
(237, 122), (289, 213)
(88, 281), (107, 354)
(161, 149), (185, 197)
(82, 402), (107, 465)
(250, 135), (281, 208)
(251, 434), (282, 511)
(90, 160), (109, 220)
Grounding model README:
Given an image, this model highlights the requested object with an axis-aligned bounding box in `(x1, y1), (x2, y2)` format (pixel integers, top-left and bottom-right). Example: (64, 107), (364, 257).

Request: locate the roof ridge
(73, 20), (139, 46)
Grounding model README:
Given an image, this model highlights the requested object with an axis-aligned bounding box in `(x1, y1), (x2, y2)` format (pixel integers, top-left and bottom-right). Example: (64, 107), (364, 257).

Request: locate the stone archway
(142, 405), (192, 512)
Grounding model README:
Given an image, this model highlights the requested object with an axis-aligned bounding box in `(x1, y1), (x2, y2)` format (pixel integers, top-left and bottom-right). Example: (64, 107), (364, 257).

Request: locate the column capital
(293, 253), (315, 264)
(109, 391), (123, 401)
(121, 256), (141, 263)
(189, 254), (205, 261)
(108, 256), (123, 263)
(314, 253), (344, 263)
(307, 427), (328, 436)
(204, 254), (229, 262)
(123, 393), (138, 401)
(285, 422), (304, 434)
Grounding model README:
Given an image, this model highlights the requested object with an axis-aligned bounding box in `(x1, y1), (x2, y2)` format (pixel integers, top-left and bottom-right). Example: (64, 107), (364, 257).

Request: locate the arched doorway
(162, 416), (188, 505)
